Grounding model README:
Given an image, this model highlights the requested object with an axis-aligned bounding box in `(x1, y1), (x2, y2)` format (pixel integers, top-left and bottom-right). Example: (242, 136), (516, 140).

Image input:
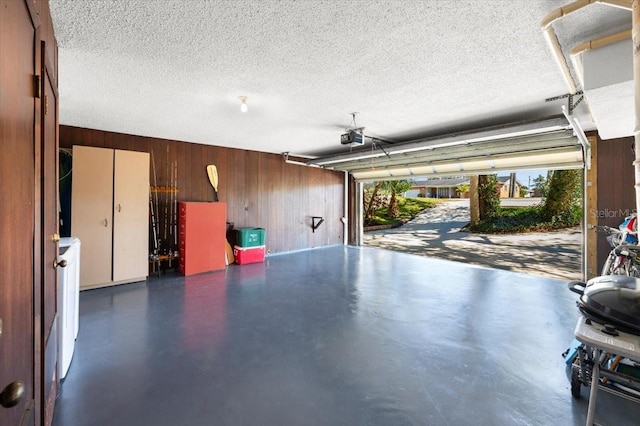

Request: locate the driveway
(364, 200), (582, 281)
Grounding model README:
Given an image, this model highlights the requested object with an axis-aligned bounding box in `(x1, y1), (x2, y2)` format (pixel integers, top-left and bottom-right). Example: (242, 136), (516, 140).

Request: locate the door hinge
(34, 75), (41, 99)
(45, 95), (49, 115)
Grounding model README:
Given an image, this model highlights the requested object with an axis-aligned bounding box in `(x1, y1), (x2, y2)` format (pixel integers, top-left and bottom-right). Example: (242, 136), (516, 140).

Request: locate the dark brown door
(41, 42), (60, 426)
(0, 0), (38, 424)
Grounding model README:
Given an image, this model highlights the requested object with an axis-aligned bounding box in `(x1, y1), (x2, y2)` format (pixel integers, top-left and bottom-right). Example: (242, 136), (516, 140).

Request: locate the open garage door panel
(307, 117), (585, 181)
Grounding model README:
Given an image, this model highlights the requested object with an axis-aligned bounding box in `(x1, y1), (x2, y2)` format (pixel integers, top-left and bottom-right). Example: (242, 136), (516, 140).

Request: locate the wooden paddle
(224, 230), (235, 265)
(206, 165), (219, 202)
(206, 165), (234, 264)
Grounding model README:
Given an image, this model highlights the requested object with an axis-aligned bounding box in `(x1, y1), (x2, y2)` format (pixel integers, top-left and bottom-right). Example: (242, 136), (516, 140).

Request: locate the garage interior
(2, 1), (640, 425)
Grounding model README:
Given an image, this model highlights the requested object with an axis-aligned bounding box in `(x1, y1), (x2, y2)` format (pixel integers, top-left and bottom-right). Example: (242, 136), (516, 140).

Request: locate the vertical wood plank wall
(595, 135), (636, 272)
(60, 126), (345, 254)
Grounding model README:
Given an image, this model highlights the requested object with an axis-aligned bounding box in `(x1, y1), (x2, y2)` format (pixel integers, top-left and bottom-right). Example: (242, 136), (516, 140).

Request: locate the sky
(512, 170), (548, 189)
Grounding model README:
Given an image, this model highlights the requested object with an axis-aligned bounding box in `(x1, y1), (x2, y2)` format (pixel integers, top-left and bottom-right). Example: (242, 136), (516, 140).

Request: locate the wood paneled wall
(60, 126), (345, 254)
(595, 135), (636, 272)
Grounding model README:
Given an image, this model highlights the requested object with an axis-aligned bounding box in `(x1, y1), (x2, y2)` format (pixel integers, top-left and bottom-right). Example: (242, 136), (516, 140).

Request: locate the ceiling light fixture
(239, 96), (248, 113)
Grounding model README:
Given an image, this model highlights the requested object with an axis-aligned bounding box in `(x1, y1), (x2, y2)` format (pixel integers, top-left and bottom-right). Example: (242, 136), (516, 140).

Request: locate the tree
(363, 181), (385, 225)
(383, 180), (413, 218)
(541, 170), (582, 223)
(456, 183), (470, 198)
(508, 172), (517, 198)
(477, 174), (500, 220)
(532, 174), (549, 197)
(519, 186), (528, 198)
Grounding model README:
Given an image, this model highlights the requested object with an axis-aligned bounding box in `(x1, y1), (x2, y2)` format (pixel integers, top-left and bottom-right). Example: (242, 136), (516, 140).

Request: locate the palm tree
(478, 174), (500, 220)
(364, 181), (384, 225)
(383, 180), (413, 218)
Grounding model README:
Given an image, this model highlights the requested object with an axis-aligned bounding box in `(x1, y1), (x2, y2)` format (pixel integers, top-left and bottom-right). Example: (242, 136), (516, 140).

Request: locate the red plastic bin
(233, 245), (265, 264)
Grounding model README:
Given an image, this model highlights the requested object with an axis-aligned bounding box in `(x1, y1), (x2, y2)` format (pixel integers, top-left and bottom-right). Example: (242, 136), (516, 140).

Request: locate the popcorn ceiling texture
(49, 0), (631, 156)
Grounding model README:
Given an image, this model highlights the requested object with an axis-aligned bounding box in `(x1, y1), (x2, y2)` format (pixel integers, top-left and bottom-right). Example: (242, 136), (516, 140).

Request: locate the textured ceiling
(49, 0), (633, 157)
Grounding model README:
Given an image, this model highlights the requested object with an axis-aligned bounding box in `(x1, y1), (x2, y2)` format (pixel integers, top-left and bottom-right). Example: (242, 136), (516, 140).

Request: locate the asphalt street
(364, 199), (582, 281)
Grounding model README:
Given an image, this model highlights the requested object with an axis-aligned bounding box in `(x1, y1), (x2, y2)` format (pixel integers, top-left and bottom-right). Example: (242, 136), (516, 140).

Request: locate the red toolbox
(233, 245), (265, 264)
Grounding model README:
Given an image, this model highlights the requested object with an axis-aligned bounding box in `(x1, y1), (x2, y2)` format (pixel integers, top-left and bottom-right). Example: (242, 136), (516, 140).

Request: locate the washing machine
(58, 237), (81, 380)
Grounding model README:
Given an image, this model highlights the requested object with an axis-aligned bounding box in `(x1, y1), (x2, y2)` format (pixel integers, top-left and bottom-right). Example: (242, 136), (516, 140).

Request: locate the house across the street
(407, 175), (523, 199)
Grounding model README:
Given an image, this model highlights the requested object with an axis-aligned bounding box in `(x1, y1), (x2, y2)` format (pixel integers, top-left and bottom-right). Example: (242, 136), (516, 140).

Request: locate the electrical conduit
(633, 0), (640, 219)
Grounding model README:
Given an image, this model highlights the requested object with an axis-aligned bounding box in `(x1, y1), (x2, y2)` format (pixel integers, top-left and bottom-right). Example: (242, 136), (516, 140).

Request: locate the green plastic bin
(235, 228), (266, 248)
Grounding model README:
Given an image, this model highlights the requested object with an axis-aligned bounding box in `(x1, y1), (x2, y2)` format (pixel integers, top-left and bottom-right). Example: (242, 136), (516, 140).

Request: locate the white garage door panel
(307, 118), (584, 182)
(351, 146), (584, 181)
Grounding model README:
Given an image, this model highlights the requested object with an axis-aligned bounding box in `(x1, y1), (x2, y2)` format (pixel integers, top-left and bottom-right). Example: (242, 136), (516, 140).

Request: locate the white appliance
(58, 237), (81, 380)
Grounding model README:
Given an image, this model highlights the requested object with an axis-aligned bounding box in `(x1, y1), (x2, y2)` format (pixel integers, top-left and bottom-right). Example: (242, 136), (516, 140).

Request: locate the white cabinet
(71, 146), (113, 287)
(71, 146), (149, 289)
(113, 149), (151, 282)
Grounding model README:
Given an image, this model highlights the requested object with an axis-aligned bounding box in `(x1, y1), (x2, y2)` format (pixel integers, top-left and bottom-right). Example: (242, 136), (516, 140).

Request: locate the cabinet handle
(103, 218), (108, 227)
(116, 204), (121, 212)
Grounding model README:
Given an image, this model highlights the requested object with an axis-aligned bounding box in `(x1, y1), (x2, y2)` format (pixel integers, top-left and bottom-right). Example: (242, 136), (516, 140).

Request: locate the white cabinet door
(113, 150), (150, 282)
(71, 146), (113, 288)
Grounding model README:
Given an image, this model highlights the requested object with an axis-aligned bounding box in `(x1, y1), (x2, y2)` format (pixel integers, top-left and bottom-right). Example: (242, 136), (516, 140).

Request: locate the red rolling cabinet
(178, 202), (226, 275)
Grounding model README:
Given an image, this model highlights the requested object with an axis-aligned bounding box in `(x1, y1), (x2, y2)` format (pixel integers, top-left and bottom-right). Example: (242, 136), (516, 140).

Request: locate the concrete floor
(52, 246), (638, 426)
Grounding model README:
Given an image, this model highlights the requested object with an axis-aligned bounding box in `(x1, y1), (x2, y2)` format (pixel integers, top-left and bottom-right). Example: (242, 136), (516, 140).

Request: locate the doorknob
(53, 258), (67, 269)
(0, 381), (25, 408)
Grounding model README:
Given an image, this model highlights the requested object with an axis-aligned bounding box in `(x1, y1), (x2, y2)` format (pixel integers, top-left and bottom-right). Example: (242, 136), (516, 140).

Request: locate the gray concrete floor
(52, 246), (637, 426)
(364, 200), (582, 281)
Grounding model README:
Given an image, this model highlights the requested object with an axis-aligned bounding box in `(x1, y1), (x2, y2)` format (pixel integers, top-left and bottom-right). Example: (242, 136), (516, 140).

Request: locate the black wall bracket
(311, 216), (324, 233)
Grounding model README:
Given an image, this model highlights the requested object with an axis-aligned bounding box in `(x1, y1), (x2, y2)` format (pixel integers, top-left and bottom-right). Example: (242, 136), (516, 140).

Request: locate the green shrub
(478, 175), (500, 220)
(469, 204), (581, 233)
(541, 170), (582, 222)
